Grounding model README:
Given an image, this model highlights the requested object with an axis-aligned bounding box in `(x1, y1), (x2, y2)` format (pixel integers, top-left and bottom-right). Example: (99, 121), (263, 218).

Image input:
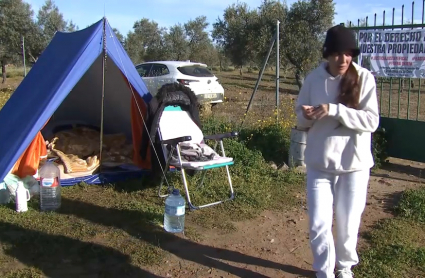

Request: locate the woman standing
(295, 25), (380, 278)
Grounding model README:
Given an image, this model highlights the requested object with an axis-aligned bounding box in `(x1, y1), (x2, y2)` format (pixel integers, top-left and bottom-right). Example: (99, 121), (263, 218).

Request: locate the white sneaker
(336, 268), (354, 278)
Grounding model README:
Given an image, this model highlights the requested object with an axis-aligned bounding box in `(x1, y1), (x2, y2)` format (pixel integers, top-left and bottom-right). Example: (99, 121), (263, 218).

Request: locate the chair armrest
(161, 136), (192, 145)
(204, 131), (238, 141)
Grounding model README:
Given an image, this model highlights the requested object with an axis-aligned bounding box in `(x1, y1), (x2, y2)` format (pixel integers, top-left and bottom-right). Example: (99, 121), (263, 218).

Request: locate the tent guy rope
(105, 18), (172, 190)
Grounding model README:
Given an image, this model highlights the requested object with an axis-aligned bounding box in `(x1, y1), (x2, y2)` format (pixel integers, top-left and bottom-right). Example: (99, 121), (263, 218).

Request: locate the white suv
(135, 61), (224, 104)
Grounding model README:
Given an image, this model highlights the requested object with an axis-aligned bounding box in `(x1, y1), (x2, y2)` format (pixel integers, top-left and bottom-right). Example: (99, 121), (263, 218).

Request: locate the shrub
(239, 124), (290, 166)
(0, 87), (14, 110)
(371, 127), (388, 169)
(201, 115), (238, 135)
(196, 112), (303, 198)
(184, 131), (303, 213)
(201, 103), (295, 167)
(395, 186), (425, 223)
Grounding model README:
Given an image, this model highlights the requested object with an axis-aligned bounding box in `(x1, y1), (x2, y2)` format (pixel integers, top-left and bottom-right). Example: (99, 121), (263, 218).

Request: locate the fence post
(240, 33), (276, 129)
(276, 19), (280, 125)
(22, 36), (26, 77)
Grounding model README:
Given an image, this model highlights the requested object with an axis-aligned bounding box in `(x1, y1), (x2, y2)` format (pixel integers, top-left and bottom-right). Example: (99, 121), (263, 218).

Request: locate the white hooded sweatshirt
(295, 62), (380, 173)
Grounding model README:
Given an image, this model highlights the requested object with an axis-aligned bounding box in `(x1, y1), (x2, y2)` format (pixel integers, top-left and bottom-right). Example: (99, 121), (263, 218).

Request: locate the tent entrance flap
(38, 55), (149, 179)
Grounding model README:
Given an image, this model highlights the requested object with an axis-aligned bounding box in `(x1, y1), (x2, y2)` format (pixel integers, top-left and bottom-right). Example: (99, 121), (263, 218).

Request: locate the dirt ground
(137, 157), (423, 278)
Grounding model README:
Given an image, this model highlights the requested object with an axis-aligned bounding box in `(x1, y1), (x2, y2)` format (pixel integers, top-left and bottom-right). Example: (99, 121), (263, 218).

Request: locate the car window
(148, 64), (170, 77)
(136, 64), (152, 77)
(177, 65), (214, 77)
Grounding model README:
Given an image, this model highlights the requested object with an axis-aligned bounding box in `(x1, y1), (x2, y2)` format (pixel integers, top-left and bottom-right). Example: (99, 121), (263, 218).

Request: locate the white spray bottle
(15, 181), (30, 212)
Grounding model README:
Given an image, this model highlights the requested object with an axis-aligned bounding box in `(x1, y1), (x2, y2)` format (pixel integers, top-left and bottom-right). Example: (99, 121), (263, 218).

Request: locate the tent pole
(99, 18), (107, 172)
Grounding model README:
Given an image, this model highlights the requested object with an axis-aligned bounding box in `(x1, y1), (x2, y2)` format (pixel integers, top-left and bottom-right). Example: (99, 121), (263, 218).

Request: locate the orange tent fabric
(128, 78), (151, 170)
(11, 131), (47, 178)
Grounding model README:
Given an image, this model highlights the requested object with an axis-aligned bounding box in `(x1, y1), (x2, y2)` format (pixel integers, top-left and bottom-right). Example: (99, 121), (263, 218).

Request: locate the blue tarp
(56, 169), (151, 187)
(0, 17), (153, 182)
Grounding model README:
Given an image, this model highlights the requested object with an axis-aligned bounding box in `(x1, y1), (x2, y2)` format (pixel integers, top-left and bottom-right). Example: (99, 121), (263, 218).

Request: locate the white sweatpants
(306, 168), (370, 278)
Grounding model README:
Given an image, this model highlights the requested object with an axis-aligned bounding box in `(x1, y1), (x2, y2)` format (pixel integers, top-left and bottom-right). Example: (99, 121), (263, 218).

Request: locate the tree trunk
(295, 69), (304, 90)
(239, 66), (242, 76)
(1, 60), (6, 84)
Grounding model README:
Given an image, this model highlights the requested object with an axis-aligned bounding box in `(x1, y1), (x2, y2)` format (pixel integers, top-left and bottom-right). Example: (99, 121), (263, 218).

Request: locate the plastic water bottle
(15, 181), (30, 212)
(164, 189), (186, 233)
(39, 161), (61, 211)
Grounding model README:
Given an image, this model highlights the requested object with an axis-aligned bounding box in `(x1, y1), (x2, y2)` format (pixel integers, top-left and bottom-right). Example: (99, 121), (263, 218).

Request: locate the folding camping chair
(157, 105), (237, 210)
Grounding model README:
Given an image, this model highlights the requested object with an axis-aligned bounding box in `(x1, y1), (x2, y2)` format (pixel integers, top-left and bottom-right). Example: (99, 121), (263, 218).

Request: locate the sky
(25, 0), (420, 36)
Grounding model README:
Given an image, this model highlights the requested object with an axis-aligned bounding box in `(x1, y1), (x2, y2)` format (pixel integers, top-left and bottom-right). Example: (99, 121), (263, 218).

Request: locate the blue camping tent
(0, 17), (153, 184)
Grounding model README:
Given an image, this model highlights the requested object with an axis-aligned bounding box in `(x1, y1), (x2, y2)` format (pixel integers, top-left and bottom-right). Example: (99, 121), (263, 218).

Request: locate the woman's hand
(310, 104), (329, 120)
(301, 105), (315, 120)
(301, 104), (329, 120)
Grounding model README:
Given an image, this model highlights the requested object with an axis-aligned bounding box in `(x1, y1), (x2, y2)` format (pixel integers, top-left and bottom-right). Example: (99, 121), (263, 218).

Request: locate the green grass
(201, 115), (291, 166)
(165, 116), (305, 230)
(0, 183), (166, 276)
(3, 268), (44, 278)
(355, 186), (425, 278)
